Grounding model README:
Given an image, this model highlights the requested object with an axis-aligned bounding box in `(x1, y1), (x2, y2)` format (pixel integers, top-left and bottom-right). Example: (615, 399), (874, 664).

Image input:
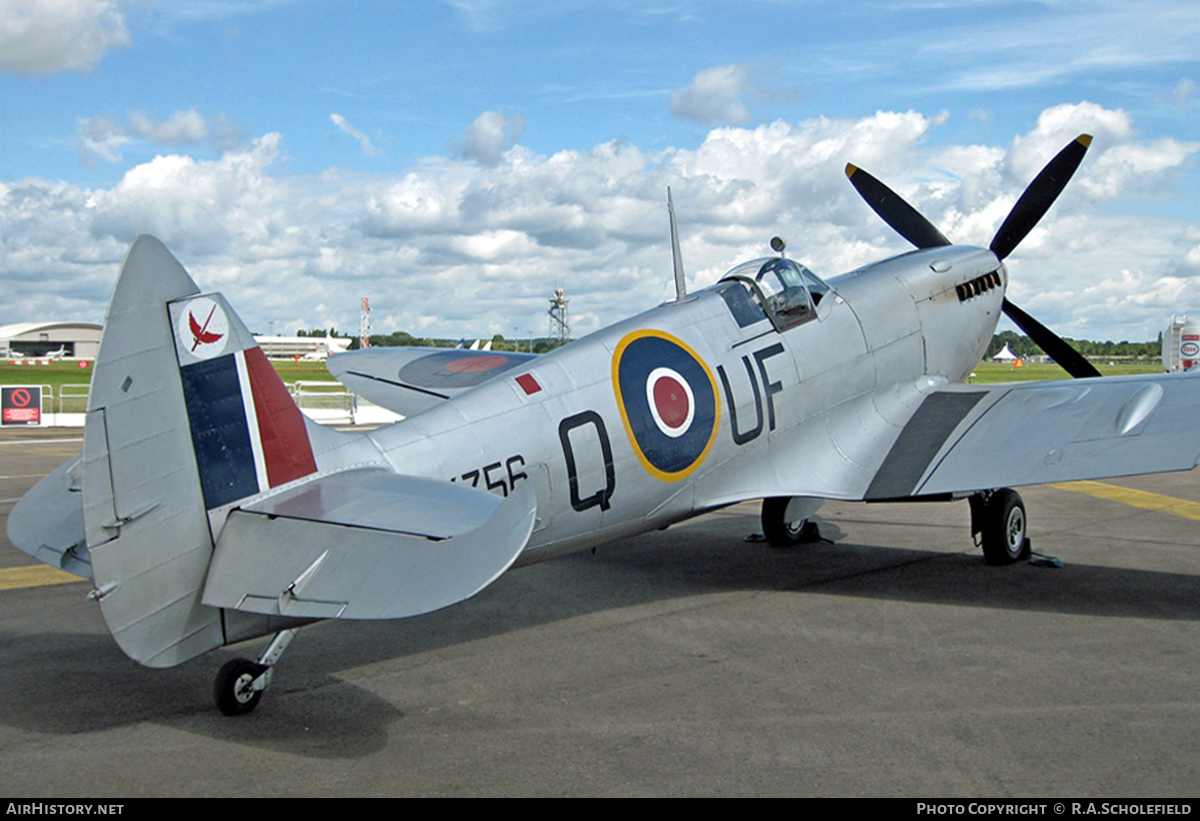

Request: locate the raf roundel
(613, 330), (720, 481)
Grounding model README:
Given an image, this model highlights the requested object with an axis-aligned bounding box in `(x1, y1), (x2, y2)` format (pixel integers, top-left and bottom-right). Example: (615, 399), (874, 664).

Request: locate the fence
(290, 380), (357, 425)
(2, 381), (401, 428)
(60, 384), (90, 414)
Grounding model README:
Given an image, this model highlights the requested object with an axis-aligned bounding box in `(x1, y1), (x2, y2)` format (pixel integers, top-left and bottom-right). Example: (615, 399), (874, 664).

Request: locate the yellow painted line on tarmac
(1049, 480), (1200, 521)
(0, 438), (83, 445)
(0, 564), (86, 591)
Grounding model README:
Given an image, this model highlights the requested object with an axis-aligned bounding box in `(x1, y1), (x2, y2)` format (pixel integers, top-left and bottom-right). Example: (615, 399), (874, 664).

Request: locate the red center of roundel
(446, 354), (508, 373)
(652, 375), (690, 430)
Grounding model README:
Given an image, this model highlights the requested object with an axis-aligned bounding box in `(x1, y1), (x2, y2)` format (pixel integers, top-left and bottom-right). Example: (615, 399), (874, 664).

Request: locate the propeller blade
(1002, 298), (1101, 379)
(846, 163), (951, 250)
(846, 139), (1099, 380)
(990, 134), (1092, 260)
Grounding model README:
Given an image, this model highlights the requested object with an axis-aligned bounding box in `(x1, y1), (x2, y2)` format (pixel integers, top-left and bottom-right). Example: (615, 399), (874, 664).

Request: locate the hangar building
(1, 322), (351, 361)
(254, 335), (352, 359)
(0, 322), (103, 359)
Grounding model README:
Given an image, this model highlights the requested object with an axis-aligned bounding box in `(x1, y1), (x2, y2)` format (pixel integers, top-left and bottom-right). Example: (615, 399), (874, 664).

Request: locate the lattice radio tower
(548, 287), (570, 349)
(360, 297), (372, 349)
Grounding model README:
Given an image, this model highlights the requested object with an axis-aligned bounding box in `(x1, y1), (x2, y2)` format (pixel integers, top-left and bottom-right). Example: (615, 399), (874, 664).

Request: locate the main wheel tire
(214, 658), (265, 716)
(981, 488), (1029, 566)
(761, 497), (818, 547)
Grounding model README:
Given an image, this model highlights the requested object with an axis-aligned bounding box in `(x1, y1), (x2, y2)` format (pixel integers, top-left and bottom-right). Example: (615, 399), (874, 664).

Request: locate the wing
(864, 371), (1200, 500)
(326, 347), (538, 417)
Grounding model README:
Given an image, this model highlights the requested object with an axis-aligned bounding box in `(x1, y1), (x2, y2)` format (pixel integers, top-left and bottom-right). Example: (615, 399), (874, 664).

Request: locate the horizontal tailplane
(203, 470), (536, 619)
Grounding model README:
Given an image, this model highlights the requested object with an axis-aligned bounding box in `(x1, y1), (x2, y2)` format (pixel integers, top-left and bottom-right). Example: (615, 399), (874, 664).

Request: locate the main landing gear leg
(214, 628), (298, 716)
(970, 488), (1031, 566)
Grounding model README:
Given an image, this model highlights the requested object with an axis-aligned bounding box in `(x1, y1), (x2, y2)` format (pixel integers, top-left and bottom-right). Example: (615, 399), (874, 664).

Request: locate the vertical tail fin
(82, 236), (326, 667)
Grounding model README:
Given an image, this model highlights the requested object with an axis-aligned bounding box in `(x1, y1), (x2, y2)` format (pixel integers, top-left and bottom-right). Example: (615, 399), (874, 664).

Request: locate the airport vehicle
(10, 135), (1200, 715)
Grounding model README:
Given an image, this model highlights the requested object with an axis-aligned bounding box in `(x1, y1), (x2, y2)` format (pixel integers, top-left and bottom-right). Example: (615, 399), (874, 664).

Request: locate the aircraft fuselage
(364, 245), (1006, 562)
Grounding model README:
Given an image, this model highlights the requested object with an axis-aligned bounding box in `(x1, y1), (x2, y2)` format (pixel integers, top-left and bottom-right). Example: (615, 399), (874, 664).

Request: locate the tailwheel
(213, 628), (298, 716)
(214, 658), (267, 716)
(975, 488), (1031, 565)
(761, 496), (822, 547)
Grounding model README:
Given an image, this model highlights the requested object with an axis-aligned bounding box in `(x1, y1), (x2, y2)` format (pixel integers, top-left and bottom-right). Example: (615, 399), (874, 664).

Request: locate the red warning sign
(2, 386), (42, 425)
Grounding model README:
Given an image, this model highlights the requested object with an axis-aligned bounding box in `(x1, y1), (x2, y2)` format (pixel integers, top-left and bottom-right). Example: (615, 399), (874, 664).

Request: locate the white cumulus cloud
(1003, 102), (1198, 201)
(0, 0), (130, 75)
(77, 109), (237, 166)
(91, 133), (285, 256)
(454, 109), (526, 166)
(128, 109), (210, 144)
(670, 65), (754, 126)
(2, 103), (1197, 346)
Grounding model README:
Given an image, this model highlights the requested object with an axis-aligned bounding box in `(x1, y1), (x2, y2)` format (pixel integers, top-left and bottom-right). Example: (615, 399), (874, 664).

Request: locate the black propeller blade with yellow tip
(845, 163), (952, 250)
(845, 134), (1101, 379)
(990, 135), (1092, 261)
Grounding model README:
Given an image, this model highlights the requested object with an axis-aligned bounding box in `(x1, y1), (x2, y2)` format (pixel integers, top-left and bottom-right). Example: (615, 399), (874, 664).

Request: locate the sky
(2, 0), (1199, 345)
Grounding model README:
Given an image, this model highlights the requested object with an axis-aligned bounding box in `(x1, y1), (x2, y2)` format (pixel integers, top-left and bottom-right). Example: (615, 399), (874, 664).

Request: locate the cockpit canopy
(717, 257), (830, 332)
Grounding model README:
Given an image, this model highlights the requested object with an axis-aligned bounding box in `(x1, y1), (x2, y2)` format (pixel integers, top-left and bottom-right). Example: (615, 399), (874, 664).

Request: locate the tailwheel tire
(761, 497), (820, 547)
(981, 488), (1030, 566)
(214, 658), (265, 716)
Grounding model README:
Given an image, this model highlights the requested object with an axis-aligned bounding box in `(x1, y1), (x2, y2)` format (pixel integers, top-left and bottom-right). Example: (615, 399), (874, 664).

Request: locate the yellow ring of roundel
(612, 329), (721, 482)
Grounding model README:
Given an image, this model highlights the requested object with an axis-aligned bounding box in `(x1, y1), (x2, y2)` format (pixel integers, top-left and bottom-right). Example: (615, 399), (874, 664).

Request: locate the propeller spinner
(845, 135), (1099, 379)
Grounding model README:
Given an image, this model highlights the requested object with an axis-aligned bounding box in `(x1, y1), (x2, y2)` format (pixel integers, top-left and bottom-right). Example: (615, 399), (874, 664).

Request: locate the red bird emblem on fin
(189, 305), (225, 351)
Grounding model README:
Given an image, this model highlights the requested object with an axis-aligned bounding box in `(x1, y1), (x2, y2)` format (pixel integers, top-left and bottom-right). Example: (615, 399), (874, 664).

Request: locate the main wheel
(981, 488), (1029, 566)
(214, 658), (265, 716)
(761, 497), (819, 547)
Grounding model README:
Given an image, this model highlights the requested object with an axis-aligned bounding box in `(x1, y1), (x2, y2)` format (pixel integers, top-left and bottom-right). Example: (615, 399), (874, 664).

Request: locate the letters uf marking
(716, 343), (785, 446)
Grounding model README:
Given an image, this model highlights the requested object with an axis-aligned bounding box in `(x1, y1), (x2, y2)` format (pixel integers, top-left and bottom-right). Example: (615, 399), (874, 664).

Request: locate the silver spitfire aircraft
(10, 135), (1200, 715)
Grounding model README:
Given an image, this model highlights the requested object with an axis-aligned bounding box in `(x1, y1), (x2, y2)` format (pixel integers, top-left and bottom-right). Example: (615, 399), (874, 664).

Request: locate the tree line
(986, 330), (1163, 361)
(298, 326), (1158, 362)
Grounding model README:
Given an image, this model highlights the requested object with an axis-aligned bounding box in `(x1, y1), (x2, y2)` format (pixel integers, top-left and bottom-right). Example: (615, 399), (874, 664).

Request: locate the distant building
(0, 322), (103, 359)
(254, 334), (351, 360)
(0, 322), (351, 362)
